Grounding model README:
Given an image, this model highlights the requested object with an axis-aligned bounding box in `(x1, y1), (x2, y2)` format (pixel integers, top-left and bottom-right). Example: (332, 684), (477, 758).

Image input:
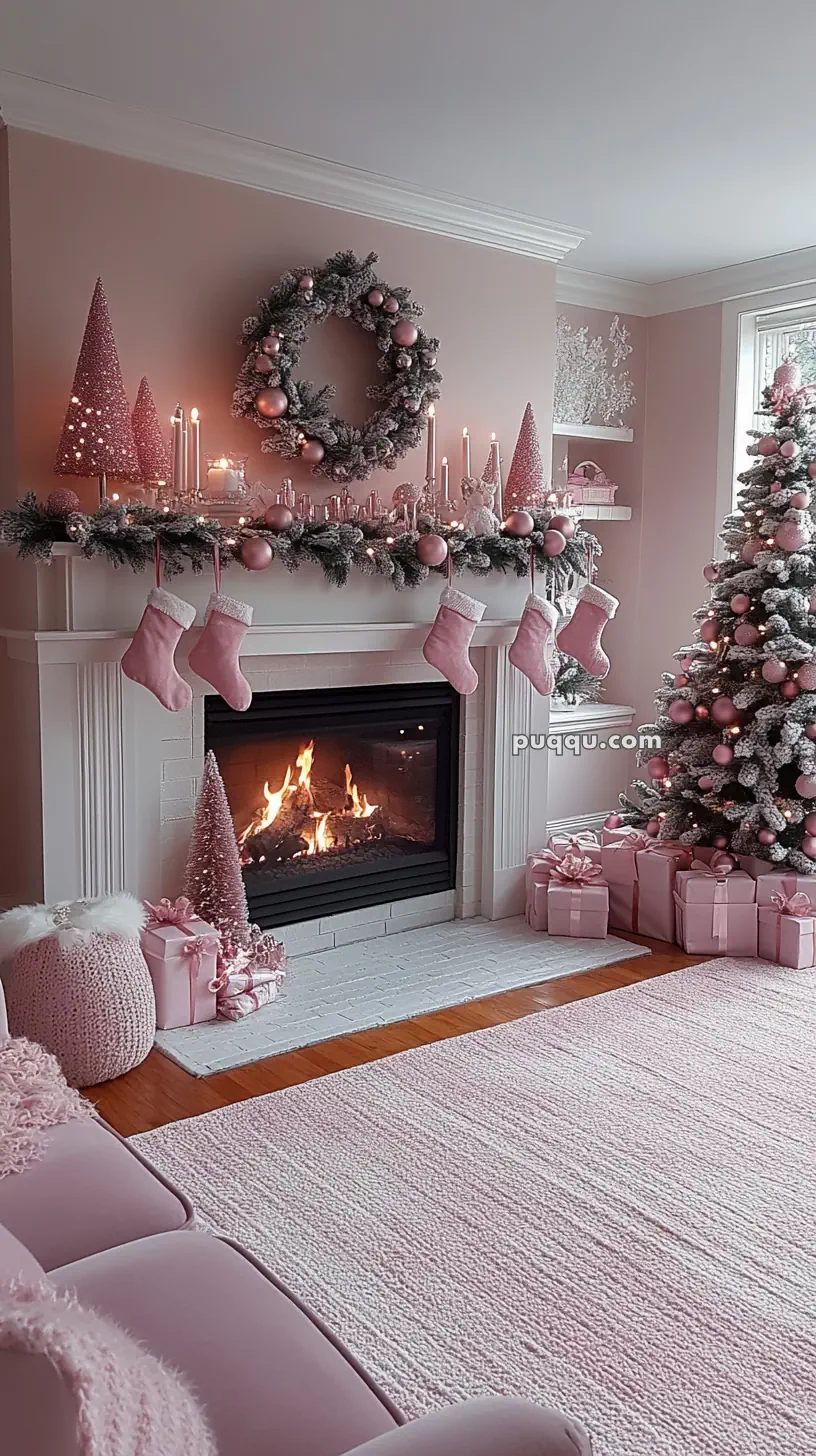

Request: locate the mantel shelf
(568, 505), (632, 521)
(553, 422), (634, 443)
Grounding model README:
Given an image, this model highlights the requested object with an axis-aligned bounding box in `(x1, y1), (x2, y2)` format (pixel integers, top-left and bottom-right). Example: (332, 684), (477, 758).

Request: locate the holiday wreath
(232, 250), (442, 484)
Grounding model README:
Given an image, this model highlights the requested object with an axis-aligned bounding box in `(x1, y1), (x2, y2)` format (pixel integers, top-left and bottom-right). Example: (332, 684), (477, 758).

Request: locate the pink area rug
(135, 959), (816, 1455)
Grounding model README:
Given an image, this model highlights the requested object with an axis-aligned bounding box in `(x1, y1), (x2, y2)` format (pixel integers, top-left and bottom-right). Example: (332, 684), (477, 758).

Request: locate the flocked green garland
(0, 494), (600, 592)
(231, 250), (442, 483)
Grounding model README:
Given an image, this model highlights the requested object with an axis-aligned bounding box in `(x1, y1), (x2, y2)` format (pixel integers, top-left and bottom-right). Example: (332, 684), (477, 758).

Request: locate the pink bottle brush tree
(183, 751), (250, 950)
(503, 402), (548, 513)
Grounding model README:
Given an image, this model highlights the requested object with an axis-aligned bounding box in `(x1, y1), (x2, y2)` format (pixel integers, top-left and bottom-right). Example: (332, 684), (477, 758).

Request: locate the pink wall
(636, 303), (724, 722)
(4, 129), (556, 523)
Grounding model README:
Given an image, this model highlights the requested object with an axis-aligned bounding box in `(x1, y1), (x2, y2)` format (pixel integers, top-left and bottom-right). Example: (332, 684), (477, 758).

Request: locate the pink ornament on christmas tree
(182, 749), (250, 947)
(131, 376), (173, 484)
(54, 278), (140, 498)
(503, 403), (547, 512)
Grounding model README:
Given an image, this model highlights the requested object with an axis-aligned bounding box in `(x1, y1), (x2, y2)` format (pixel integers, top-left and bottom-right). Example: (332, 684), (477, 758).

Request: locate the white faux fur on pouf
(0, 895), (154, 1086)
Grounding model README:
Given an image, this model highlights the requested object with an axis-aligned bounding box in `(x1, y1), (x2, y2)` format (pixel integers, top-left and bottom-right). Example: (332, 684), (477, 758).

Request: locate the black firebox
(205, 681), (459, 929)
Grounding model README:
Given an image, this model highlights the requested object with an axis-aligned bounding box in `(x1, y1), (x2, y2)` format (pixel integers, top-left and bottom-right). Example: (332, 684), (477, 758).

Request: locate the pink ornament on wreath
(757, 435), (779, 456)
(758, 827), (777, 846)
(808, 462), (816, 479)
(762, 658), (788, 683)
(770, 481), (782, 493)
(383, 296), (400, 314)
(730, 593), (750, 614)
(301, 439), (325, 465)
(695, 705), (710, 720)
(679, 656), (694, 671)
(713, 744), (734, 766)
(503, 510), (534, 537)
(240, 537), (273, 571)
(264, 504), (293, 531)
(298, 275), (314, 292)
(734, 622), (760, 646)
(797, 662), (816, 691)
(255, 387), (288, 419)
(391, 319), (419, 348)
(416, 533), (448, 567)
(45, 487), (81, 518)
(796, 773), (816, 799)
(261, 334), (281, 356)
(669, 699), (694, 725)
(543, 529), (567, 556)
(806, 724), (816, 741)
(548, 513), (575, 540)
(254, 355), (274, 373)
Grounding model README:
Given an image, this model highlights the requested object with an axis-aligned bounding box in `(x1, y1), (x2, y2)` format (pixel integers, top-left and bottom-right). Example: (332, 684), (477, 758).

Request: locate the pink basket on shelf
(566, 460), (618, 506)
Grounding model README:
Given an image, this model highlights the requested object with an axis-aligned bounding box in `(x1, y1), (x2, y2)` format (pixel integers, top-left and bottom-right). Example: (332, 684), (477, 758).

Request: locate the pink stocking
(188, 593), (254, 711)
(555, 583), (618, 679)
(509, 593), (559, 696)
(422, 586), (486, 696)
(121, 588), (196, 712)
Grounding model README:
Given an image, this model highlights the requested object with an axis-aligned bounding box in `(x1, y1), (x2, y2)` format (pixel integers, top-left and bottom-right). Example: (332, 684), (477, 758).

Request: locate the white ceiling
(3, 0), (816, 285)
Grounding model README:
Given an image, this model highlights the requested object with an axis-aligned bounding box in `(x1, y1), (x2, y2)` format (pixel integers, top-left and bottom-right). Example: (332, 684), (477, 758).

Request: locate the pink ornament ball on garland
(780, 439), (798, 459)
(695, 705), (710, 720)
(383, 296), (400, 314)
(712, 836), (730, 850)
(758, 828), (777, 846)
(264, 504), (293, 531)
(796, 773), (816, 799)
(45, 487), (81, 518)
(761, 658), (788, 683)
(674, 673), (689, 688)
(300, 439), (325, 465)
(416, 533), (449, 567)
(367, 289), (384, 307)
(805, 813), (816, 833)
(547, 513), (576, 539)
(730, 593), (750, 614)
(647, 756), (669, 779)
(774, 519), (808, 552)
(770, 481), (781, 493)
(645, 820), (660, 837)
(261, 334), (281, 356)
(741, 537), (763, 563)
(298, 275), (314, 292)
(669, 699), (694, 725)
(543, 529), (567, 556)
(790, 490), (810, 509)
(240, 536), (273, 571)
(713, 744), (734, 766)
(703, 562), (720, 582)
(391, 319), (419, 348)
(757, 435), (779, 456)
(698, 776), (714, 791)
(734, 622), (760, 646)
(255, 387), (288, 419)
(679, 656), (694, 671)
(503, 510), (534, 537)
(700, 619), (719, 643)
(254, 354), (274, 373)
(711, 696), (738, 725)
(801, 836), (816, 858)
(806, 724), (816, 741)
(781, 681), (799, 699)
(797, 662), (816, 691)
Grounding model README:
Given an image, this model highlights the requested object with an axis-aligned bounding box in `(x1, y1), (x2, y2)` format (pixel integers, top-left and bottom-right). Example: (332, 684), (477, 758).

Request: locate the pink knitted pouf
(0, 895), (155, 1087)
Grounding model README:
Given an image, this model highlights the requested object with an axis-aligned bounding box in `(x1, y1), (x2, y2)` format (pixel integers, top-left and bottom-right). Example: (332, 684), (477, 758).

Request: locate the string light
(238, 517), (246, 526)
(111, 492), (120, 502)
(365, 547), (375, 558)
(386, 536), (395, 545)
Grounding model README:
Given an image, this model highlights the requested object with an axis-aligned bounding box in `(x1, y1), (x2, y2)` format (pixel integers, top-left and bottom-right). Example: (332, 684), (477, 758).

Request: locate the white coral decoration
(554, 314), (636, 427)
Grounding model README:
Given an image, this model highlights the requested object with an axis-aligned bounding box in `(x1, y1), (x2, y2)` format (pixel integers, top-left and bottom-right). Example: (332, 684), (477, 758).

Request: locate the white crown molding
(0, 70), (587, 264)
(556, 267), (652, 317)
(649, 246), (816, 316)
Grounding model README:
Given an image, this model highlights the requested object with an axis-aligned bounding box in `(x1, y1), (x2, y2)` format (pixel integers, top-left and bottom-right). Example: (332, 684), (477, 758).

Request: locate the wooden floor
(87, 935), (704, 1137)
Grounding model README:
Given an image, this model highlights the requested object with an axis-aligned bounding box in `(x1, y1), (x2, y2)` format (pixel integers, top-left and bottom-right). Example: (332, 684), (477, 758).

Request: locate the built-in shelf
(553, 422), (634, 443)
(568, 505), (632, 521)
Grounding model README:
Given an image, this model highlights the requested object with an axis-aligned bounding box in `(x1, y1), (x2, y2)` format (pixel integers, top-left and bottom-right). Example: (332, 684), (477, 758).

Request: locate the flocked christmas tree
(54, 278), (140, 502)
(131, 376), (173, 484)
(621, 358), (816, 871)
(183, 751), (250, 947)
(503, 402), (548, 512)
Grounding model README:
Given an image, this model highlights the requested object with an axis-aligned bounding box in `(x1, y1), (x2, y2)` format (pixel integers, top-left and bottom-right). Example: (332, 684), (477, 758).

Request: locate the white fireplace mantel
(1, 551), (551, 936)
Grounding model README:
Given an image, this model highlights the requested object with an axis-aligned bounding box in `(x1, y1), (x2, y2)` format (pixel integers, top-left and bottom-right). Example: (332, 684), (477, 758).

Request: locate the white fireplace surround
(0, 547), (552, 946)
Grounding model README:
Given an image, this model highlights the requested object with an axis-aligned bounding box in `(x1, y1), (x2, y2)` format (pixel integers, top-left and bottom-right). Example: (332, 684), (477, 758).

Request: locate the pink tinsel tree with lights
(503, 402), (547, 513)
(183, 751), (250, 948)
(132, 376), (173, 484)
(54, 278), (140, 500)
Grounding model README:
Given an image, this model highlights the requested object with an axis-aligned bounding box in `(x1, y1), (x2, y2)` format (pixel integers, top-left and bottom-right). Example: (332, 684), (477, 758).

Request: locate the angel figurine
(461, 476), (499, 536)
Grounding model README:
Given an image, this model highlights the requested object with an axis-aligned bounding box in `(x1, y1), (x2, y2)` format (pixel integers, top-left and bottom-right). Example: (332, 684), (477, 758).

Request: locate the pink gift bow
(180, 933), (222, 1020)
(767, 890), (815, 964)
(690, 852), (735, 878)
(144, 895), (195, 927)
(687, 854), (737, 949)
(549, 831), (600, 854)
(608, 827), (650, 849)
(551, 852), (604, 887)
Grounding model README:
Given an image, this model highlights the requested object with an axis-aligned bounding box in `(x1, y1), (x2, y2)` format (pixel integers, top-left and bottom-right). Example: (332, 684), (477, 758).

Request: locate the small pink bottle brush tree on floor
(620, 359), (816, 871)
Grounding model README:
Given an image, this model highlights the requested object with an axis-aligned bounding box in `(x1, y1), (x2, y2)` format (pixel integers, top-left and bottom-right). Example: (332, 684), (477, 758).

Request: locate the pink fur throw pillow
(0, 1282), (216, 1456)
(0, 1036), (93, 1181)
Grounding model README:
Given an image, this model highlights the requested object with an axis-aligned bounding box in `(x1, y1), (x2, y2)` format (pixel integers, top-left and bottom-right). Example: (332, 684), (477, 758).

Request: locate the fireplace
(205, 681), (460, 928)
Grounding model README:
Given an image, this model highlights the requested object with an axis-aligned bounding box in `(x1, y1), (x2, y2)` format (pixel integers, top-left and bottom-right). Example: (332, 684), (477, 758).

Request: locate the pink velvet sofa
(0, 1023), (589, 1454)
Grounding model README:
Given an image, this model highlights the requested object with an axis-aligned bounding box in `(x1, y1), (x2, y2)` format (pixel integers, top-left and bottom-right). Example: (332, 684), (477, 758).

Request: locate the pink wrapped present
(526, 849), (560, 930)
(673, 859), (757, 955)
(601, 832), (650, 932)
(757, 891), (816, 968)
(212, 935), (287, 1020)
(527, 881), (549, 932)
(634, 842), (693, 941)
(547, 831), (602, 866)
(546, 853), (609, 938)
(753, 867), (816, 905)
(601, 825), (652, 848)
(141, 898), (220, 1029)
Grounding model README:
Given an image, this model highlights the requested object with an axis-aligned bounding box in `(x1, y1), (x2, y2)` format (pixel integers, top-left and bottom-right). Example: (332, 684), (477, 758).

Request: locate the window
(730, 298), (816, 513)
(753, 303), (816, 422)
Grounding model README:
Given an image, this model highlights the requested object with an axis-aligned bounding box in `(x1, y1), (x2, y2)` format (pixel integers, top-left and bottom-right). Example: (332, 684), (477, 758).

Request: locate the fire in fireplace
(205, 682), (459, 928)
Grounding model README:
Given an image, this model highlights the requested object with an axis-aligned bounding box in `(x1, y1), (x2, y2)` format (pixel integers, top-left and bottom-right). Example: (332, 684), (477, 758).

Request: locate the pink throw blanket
(0, 1036), (94, 1181)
